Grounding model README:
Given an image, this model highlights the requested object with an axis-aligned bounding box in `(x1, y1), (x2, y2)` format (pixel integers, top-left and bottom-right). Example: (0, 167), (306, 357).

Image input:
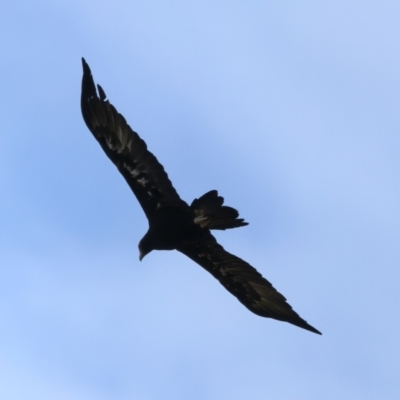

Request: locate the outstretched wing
(81, 58), (186, 219)
(178, 236), (321, 334)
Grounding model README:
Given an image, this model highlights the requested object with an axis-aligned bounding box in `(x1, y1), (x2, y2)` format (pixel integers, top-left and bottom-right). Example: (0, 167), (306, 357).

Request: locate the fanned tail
(191, 190), (248, 230)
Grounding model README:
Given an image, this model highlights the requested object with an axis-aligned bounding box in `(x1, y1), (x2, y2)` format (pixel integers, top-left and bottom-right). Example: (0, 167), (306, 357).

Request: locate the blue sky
(1, 1), (400, 399)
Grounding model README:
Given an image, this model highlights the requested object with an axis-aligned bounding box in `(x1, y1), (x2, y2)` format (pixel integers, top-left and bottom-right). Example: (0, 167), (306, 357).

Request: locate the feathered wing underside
(80, 58), (186, 218)
(191, 190), (248, 230)
(178, 237), (321, 334)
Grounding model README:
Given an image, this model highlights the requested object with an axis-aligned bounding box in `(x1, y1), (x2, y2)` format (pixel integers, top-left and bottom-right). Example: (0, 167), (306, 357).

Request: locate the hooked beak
(139, 250), (145, 261)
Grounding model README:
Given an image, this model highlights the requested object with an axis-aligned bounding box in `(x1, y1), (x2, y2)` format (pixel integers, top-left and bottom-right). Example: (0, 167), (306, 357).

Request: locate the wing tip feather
(295, 320), (322, 335)
(81, 57), (90, 74)
(97, 84), (107, 101)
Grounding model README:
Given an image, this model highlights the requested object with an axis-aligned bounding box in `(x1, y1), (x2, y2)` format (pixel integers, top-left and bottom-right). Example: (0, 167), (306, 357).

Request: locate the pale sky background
(1, 1), (400, 399)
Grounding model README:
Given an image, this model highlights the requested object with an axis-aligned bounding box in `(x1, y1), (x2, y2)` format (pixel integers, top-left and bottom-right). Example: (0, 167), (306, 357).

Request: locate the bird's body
(80, 58), (321, 335)
(139, 203), (205, 254)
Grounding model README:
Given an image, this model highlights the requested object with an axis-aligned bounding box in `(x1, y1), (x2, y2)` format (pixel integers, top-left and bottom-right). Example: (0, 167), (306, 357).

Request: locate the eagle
(80, 58), (321, 335)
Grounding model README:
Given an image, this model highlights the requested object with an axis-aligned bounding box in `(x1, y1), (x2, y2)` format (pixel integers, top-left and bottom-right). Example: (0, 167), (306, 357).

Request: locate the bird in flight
(80, 58), (321, 335)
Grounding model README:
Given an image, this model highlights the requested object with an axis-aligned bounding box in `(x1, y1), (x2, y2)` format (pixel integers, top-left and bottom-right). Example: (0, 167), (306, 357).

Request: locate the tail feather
(191, 190), (248, 230)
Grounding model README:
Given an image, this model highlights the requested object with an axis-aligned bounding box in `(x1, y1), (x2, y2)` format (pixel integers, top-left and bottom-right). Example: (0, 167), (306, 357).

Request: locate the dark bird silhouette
(80, 58), (321, 335)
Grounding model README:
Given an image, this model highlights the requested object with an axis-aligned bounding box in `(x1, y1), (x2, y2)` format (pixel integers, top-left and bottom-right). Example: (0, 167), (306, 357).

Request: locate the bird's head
(138, 233), (154, 261)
